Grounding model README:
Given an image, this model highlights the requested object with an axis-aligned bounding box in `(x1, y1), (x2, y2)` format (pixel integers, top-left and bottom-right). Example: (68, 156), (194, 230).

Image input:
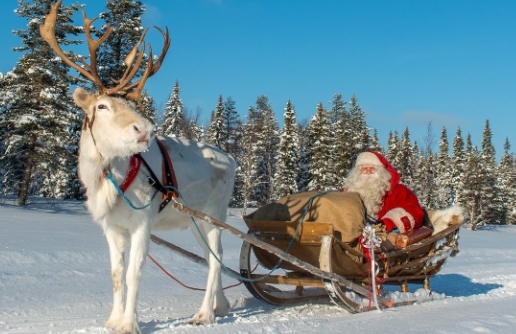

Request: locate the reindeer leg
(104, 225), (130, 329)
(115, 224), (149, 334)
(189, 224), (229, 325)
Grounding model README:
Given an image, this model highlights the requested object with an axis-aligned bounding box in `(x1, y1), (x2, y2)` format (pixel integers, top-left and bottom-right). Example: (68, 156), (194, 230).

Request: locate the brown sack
(274, 191), (367, 244)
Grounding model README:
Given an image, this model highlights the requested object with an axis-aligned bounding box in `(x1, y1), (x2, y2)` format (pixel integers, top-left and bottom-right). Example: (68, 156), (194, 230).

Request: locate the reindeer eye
(97, 104), (108, 110)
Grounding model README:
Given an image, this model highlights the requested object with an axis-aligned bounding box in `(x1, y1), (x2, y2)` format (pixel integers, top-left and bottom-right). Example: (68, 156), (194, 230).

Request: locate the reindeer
(40, 1), (236, 333)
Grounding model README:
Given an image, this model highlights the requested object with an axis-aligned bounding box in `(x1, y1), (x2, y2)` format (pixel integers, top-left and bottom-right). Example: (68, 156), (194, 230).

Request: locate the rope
(147, 253), (257, 291)
(175, 188), (332, 283)
(106, 173), (159, 210)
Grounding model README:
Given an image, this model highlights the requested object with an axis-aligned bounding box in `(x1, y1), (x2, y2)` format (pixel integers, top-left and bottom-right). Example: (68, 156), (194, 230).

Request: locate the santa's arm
(380, 185), (424, 233)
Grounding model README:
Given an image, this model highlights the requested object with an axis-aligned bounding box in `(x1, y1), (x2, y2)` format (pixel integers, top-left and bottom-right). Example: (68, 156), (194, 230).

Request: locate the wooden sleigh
(151, 191), (464, 313)
(238, 191), (464, 312)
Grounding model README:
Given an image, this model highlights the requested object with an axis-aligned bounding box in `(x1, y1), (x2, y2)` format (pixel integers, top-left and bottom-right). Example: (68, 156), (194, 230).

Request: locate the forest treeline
(1, 0), (515, 229)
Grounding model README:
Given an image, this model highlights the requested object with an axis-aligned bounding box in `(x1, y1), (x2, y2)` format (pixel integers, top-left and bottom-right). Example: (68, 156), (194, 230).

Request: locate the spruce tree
(451, 127), (466, 205)
(385, 131), (399, 163)
(480, 119), (503, 224)
(331, 94), (352, 187)
(159, 81), (186, 137)
(140, 90), (156, 124)
(498, 138), (516, 224)
(247, 95), (279, 206)
(205, 95), (225, 149)
(1, 0), (83, 204)
(306, 102), (334, 191)
(348, 94), (370, 158)
(395, 127), (414, 186)
(273, 100), (301, 198)
(435, 127), (453, 208)
(222, 96), (240, 156)
(95, 0), (146, 89)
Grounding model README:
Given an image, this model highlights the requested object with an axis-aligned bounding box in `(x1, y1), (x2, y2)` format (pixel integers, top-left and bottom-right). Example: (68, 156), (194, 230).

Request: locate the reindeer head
(40, 0), (170, 159)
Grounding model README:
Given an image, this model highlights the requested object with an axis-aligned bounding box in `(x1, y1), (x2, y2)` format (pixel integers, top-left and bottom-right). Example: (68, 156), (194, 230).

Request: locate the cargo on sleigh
(240, 191), (464, 312)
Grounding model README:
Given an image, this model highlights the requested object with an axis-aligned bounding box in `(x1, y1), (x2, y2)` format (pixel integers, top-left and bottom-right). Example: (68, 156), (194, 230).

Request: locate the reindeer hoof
(115, 319), (142, 334)
(188, 311), (215, 325)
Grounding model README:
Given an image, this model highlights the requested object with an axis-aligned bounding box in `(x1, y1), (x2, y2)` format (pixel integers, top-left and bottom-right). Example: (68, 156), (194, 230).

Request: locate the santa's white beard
(345, 169), (391, 219)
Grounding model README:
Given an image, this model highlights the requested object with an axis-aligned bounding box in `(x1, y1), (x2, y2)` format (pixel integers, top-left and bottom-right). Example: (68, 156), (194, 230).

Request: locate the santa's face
(360, 164), (378, 175)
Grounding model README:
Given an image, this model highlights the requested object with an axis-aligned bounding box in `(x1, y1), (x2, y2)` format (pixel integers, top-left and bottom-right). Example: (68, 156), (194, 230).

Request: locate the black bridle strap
(134, 138), (179, 212)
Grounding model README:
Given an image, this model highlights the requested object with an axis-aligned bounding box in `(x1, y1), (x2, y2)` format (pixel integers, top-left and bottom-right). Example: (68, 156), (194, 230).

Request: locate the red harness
(105, 138), (179, 209)
(118, 155), (142, 193)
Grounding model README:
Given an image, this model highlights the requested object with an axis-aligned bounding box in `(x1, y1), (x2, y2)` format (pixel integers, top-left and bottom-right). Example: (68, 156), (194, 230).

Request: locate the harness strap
(119, 155), (142, 193)
(135, 137), (179, 212)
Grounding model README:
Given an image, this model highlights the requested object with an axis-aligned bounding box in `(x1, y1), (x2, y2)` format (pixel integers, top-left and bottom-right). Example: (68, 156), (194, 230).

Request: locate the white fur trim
(382, 208), (415, 233)
(356, 152), (382, 166)
(429, 205), (465, 234)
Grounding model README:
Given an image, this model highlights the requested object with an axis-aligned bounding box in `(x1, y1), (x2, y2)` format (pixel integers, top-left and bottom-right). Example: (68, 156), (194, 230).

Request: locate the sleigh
(151, 191), (464, 313)
(238, 191), (464, 312)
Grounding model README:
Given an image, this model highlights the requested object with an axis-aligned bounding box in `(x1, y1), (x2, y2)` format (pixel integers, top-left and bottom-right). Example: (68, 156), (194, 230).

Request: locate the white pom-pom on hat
(356, 151), (382, 166)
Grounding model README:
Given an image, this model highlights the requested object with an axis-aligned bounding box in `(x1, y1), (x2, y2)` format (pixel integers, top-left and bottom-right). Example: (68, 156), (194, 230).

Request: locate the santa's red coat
(362, 151), (424, 233)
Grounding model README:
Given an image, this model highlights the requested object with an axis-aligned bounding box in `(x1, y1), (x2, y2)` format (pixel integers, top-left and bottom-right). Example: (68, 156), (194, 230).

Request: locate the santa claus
(343, 151), (424, 234)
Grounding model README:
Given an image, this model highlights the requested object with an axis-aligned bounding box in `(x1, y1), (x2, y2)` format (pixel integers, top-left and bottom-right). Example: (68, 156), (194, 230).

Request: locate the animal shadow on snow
(431, 273), (503, 297)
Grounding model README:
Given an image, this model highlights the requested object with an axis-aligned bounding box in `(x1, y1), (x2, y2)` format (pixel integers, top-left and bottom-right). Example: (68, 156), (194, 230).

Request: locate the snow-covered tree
(498, 138), (516, 224)
(95, 0), (146, 89)
(435, 127), (453, 208)
(479, 119), (503, 224)
(0, 0), (83, 205)
(159, 81), (186, 137)
(140, 90), (156, 124)
(395, 127), (414, 186)
(331, 93), (352, 187)
(348, 94), (370, 158)
(306, 102), (335, 191)
(385, 131), (399, 163)
(273, 100), (301, 198)
(205, 95), (225, 149)
(222, 96), (240, 156)
(450, 127), (466, 205)
(247, 95), (279, 206)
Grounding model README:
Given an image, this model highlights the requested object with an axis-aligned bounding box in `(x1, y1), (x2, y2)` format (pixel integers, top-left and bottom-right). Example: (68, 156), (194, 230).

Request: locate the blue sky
(1, 0), (516, 157)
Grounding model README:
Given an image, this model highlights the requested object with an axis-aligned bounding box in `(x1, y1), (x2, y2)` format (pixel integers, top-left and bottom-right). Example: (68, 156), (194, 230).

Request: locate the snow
(1, 198), (516, 334)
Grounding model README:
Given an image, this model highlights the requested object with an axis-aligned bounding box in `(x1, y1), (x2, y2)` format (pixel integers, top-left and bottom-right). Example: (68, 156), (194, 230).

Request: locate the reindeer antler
(40, 0), (171, 108)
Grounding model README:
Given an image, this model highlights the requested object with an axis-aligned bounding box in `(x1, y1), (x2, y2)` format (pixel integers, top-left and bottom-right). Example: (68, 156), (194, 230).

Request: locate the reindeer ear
(73, 87), (96, 113)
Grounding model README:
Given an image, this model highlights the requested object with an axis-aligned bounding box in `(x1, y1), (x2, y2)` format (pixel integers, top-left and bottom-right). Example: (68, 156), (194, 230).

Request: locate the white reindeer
(41, 2), (236, 333)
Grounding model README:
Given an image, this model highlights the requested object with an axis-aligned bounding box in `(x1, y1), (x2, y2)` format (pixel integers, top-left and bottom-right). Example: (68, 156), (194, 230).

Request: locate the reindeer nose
(133, 125), (149, 144)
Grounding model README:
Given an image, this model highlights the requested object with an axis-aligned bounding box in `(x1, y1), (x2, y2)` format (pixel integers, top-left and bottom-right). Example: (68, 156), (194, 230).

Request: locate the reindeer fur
(73, 87), (236, 333)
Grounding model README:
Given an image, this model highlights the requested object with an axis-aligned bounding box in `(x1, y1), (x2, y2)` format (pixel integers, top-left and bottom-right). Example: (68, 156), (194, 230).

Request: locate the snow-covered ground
(1, 198), (516, 334)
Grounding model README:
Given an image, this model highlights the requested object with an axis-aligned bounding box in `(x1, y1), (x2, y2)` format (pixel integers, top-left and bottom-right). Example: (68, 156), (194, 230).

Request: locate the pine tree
(419, 152), (438, 209)
(273, 100), (301, 198)
(140, 90), (156, 124)
(435, 127), (452, 208)
(451, 127), (466, 205)
(498, 138), (516, 224)
(395, 127), (414, 186)
(247, 95), (279, 206)
(460, 138), (485, 229)
(370, 129), (383, 153)
(95, 0), (146, 89)
(306, 102), (334, 191)
(479, 119), (503, 224)
(205, 95), (225, 149)
(159, 81), (186, 137)
(331, 94), (352, 187)
(385, 131), (399, 163)
(222, 96), (240, 156)
(348, 94), (370, 158)
(0, 0), (83, 205)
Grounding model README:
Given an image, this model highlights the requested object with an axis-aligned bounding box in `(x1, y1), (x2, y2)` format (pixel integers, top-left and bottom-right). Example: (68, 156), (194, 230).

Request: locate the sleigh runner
(237, 191), (464, 312)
